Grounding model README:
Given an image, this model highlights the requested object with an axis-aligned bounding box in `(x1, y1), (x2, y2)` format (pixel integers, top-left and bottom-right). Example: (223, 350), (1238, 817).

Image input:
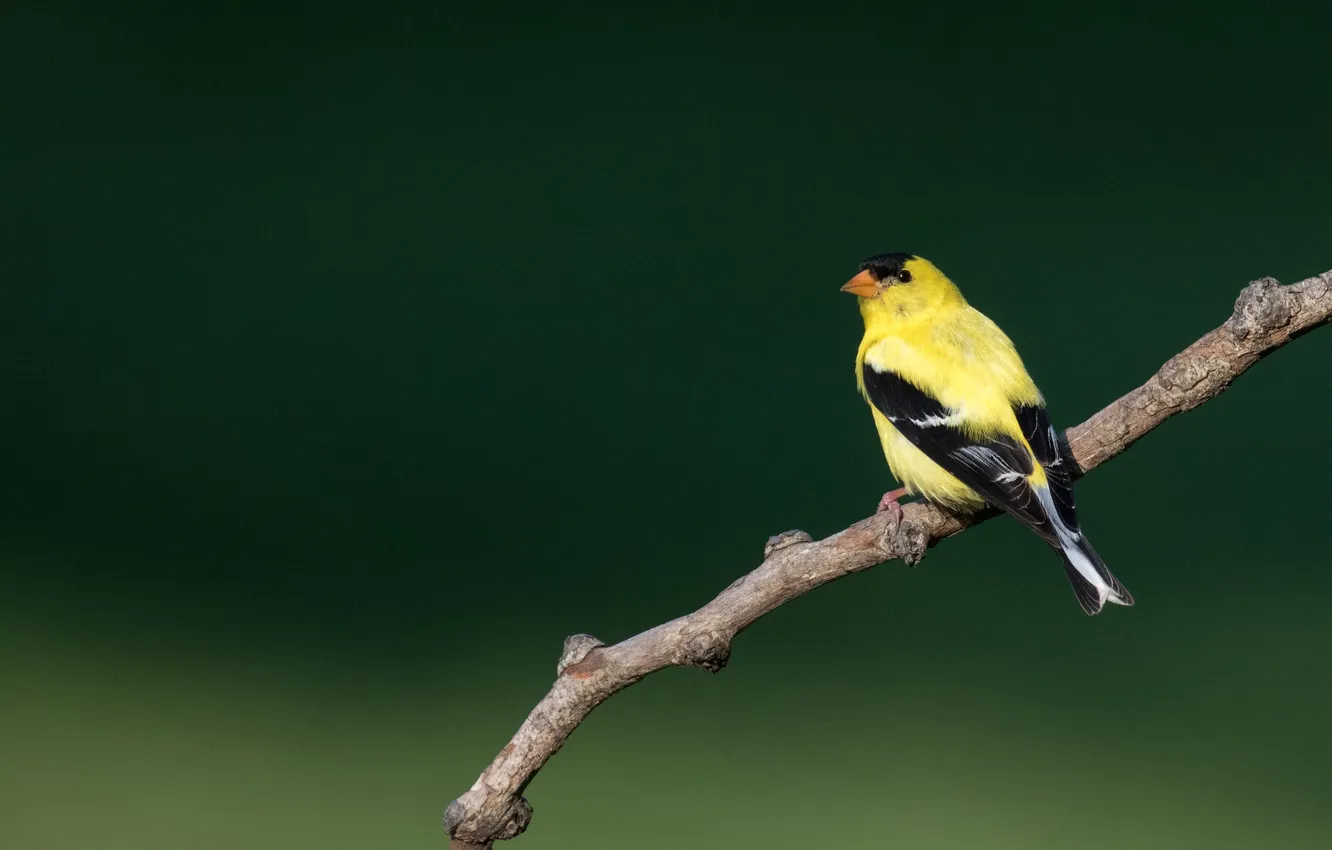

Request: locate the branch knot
(557, 634), (605, 676)
(887, 516), (929, 566)
(1231, 277), (1291, 340)
(764, 529), (813, 559)
(445, 795), (532, 844)
(678, 628), (731, 672)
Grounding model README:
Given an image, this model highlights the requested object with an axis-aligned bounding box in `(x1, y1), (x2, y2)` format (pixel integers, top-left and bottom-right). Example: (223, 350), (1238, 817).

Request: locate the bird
(842, 252), (1133, 615)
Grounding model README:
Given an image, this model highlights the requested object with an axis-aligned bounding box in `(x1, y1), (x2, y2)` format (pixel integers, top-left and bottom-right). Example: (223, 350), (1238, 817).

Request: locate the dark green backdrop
(4, 3), (1331, 848)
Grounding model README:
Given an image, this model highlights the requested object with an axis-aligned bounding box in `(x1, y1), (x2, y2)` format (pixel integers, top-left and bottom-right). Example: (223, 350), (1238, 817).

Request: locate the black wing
(1014, 402), (1080, 532)
(862, 363), (1057, 543)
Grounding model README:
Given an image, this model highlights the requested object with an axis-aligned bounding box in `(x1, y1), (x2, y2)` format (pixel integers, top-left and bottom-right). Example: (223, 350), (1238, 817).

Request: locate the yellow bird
(842, 252), (1134, 615)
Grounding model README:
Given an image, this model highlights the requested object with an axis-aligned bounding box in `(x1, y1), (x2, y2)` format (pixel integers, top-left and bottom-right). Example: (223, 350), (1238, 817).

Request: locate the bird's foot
(876, 487), (909, 526)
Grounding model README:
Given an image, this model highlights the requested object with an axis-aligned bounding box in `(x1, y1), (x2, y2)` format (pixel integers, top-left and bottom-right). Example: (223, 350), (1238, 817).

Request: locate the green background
(4, 3), (1331, 848)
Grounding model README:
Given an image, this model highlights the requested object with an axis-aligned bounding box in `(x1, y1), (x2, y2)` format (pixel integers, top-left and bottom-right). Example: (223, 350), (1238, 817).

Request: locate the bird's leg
(876, 487), (909, 525)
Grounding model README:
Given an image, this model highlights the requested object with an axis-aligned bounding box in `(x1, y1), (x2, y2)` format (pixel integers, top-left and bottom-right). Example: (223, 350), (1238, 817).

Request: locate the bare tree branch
(444, 270), (1332, 849)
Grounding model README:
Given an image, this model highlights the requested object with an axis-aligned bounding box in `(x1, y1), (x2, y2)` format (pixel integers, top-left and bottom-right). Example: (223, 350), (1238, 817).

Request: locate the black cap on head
(859, 252), (914, 281)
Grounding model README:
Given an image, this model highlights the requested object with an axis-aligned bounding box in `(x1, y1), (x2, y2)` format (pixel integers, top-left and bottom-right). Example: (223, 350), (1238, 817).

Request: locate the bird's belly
(872, 410), (985, 512)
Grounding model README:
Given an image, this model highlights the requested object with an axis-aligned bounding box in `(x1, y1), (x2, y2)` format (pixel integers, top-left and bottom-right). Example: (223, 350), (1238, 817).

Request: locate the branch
(445, 270), (1332, 849)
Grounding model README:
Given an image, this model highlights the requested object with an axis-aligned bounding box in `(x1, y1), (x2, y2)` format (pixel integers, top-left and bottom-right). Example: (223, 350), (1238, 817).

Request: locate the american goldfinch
(843, 252), (1134, 615)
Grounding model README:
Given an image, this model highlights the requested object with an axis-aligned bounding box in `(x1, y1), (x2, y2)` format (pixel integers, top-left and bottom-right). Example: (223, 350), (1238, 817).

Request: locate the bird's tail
(1030, 486), (1134, 615)
(1057, 534), (1134, 616)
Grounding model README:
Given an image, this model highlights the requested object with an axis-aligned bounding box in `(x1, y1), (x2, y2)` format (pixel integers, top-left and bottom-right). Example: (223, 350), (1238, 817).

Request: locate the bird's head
(840, 253), (964, 323)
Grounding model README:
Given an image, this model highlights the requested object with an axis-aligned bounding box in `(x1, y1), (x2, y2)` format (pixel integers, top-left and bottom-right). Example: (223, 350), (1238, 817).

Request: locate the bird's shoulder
(859, 305), (1041, 428)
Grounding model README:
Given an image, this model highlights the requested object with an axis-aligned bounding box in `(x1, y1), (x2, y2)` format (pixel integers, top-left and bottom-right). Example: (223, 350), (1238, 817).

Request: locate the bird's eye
(896, 269), (913, 283)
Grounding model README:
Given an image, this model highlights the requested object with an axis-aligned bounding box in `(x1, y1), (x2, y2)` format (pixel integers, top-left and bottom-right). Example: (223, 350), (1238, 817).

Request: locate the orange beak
(840, 269), (879, 297)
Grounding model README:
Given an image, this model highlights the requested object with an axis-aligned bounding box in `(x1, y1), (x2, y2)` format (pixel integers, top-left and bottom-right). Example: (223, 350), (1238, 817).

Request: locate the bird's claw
(876, 487), (908, 527)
